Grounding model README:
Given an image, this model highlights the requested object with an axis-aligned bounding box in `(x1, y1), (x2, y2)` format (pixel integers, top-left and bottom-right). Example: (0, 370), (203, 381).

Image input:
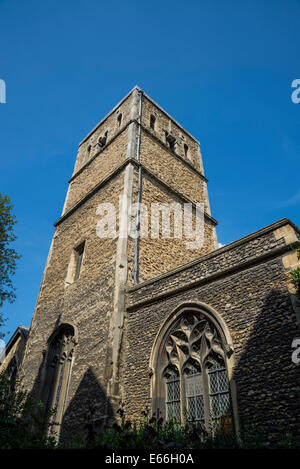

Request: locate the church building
(1, 87), (300, 442)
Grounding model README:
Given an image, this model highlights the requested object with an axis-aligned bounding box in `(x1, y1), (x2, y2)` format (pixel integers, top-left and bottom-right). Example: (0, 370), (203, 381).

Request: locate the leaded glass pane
(187, 395), (204, 421)
(208, 358), (231, 421)
(218, 370), (229, 393)
(167, 378), (180, 401)
(210, 393), (231, 418)
(186, 372), (202, 397)
(165, 371), (180, 422)
(209, 372), (219, 394)
(166, 400), (180, 421)
(185, 365), (204, 422)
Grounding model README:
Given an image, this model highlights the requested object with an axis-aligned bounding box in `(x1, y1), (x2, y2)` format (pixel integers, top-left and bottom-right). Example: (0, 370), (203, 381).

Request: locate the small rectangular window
(184, 144), (189, 158)
(150, 115), (156, 130)
(74, 242), (85, 281)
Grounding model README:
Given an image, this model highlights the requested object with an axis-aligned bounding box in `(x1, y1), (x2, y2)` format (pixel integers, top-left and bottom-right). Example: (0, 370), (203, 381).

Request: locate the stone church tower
(19, 87), (220, 439)
(3, 87), (300, 442)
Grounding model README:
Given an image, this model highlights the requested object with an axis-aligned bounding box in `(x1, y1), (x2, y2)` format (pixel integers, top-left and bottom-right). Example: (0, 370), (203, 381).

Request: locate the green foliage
(0, 372), (56, 449)
(94, 418), (204, 450)
(72, 404), (300, 450)
(0, 194), (21, 338)
(0, 386), (299, 449)
(290, 267), (300, 291)
(289, 248), (300, 292)
(74, 404), (212, 450)
(71, 403), (300, 450)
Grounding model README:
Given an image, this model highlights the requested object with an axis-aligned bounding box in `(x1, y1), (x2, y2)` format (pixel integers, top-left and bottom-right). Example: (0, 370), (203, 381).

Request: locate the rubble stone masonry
(124, 219), (300, 438)
(9, 87), (299, 443)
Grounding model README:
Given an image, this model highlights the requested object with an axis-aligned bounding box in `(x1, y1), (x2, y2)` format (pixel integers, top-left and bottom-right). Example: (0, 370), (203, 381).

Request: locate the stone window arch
(42, 323), (77, 438)
(6, 356), (18, 383)
(150, 303), (238, 434)
(5, 356), (18, 393)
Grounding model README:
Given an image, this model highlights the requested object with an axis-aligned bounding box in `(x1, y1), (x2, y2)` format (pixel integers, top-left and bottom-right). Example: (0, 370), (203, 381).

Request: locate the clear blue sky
(0, 0), (300, 338)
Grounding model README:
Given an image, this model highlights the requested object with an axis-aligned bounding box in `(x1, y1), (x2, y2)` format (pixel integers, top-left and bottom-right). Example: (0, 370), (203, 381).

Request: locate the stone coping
(71, 120), (207, 184)
(79, 86), (201, 147)
(127, 218), (300, 296)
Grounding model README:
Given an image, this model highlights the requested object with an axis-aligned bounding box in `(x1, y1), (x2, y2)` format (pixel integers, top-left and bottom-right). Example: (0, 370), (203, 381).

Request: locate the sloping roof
(1, 325), (29, 361)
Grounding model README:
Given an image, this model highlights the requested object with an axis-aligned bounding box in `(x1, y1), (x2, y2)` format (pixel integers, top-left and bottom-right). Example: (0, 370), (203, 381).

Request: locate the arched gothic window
(151, 307), (235, 433)
(6, 356), (18, 384)
(42, 324), (76, 438)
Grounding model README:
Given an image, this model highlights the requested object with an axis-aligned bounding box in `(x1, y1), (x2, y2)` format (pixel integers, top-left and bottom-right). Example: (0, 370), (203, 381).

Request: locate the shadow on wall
(233, 286), (300, 440)
(26, 359), (115, 445)
(60, 366), (115, 444)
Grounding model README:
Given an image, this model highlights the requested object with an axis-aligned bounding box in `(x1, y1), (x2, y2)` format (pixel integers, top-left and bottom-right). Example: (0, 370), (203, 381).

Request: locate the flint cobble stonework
(16, 87), (218, 441)
(20, 172), (125, 438)
(4, 87), (299, 444)
(126, 224), (287, 306)
(65, 128), (129, 212)
(128, 171), (216, 285)
(123, 219), (300, 438)
(73, 93), (132, 174)
(141, 96), (203, 171)
(140, 131), (206, 206)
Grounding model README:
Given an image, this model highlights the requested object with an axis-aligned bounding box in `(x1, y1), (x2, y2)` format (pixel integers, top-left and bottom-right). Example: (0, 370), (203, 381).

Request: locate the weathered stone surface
(124, 219), (300, 438)
(16, 87), (218, 442)
(4, 87), (300, 444)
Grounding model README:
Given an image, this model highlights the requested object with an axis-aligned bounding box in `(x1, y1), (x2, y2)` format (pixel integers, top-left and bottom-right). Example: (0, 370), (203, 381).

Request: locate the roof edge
(127, 217), (300, 293)
(78, 86), (201, 147)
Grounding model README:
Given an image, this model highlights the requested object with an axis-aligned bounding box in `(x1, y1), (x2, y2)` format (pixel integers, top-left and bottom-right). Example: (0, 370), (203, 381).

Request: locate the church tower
(20, 87), (218, 439)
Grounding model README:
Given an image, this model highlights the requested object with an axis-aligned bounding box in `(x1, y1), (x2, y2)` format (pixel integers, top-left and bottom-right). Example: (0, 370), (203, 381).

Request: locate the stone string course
(127, 226), (287, 307)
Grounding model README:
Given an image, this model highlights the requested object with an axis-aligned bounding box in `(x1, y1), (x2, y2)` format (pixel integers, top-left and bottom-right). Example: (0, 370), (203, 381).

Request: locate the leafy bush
(76, 402), (299, 450)
(290, 248), (300, 291)
(0, 379), (299, 449)
(81, 404), (226, 450)
(0, 372), (56, 449)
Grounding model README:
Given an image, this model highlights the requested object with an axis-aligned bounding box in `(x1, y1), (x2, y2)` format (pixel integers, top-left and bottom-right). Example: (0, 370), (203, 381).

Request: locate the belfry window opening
(74, 242), (85, 281)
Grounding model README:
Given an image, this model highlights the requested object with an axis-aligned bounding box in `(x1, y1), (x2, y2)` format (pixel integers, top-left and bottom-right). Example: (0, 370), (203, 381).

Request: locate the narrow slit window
(98, 131), (108, 148)
(184, 144), (189, 158)
(166, 134), (176, 152)
(150, 115), (156, 130)
(74, 242), (85, 281)
(117, 113), (122, 127)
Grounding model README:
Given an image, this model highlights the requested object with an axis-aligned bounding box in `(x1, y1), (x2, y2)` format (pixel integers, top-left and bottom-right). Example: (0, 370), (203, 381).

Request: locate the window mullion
(202, 363), (211, 432)
(193, 374), (197, 421)
(179, 368), (186, 424)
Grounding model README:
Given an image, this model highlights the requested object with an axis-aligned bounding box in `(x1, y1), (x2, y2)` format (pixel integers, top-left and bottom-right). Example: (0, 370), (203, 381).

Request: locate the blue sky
(0, 0), (300, 338)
